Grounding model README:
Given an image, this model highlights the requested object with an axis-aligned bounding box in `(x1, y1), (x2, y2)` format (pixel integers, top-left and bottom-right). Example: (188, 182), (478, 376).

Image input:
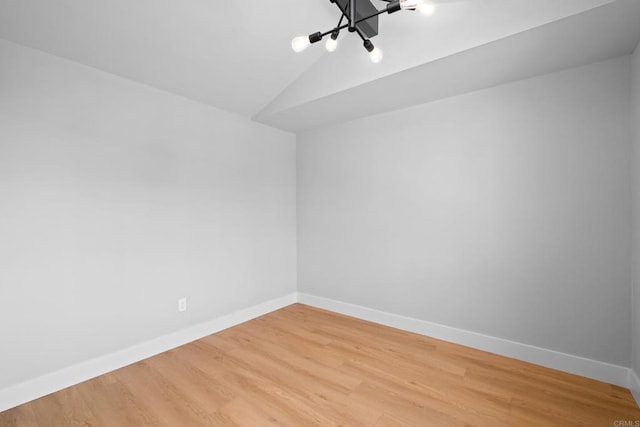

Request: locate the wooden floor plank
(1, 303), (639, 426)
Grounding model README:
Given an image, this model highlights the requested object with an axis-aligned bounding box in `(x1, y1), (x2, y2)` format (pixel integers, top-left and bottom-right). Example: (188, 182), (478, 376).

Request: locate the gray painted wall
(298, 56), (632, 366)
(0, 40), (297, 389)
(632, 43), (640, 377)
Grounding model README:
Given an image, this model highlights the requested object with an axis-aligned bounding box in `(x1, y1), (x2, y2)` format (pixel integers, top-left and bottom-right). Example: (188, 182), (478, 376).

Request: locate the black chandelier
(292, 0), (436, 63)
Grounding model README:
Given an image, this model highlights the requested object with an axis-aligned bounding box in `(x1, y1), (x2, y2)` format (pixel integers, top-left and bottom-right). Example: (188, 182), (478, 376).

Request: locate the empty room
(1, 0), (640, 425)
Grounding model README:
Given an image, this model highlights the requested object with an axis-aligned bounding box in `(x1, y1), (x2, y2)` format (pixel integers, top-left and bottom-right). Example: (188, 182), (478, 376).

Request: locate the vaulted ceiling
(1, 0), (639, 132)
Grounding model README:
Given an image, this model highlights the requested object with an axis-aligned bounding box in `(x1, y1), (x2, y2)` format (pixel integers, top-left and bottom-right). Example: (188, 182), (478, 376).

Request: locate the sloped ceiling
(1, 0), (638, 132)
(0, 0), (335, 116)
(257, 0), (640, 132)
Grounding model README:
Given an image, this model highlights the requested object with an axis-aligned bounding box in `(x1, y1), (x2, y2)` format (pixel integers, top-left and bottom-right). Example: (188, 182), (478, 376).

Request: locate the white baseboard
(297, 293), (631, 389)
(631, 370), (640, 406)
(0, 292), (297, 413)
(2, 291), (634, 413)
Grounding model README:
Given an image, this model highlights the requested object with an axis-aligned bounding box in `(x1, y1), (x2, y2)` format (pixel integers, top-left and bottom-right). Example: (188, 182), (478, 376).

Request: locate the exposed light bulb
(369, 47), (383, 63)
(399, 0), (419, 10)
(399, 0), (436, 16)
(417, 0), (437, 16)
(363, 39), (383, 63)
(326, 38), (338, 52)
(291, 36), (310, 53)
(326, 31), (339, 52)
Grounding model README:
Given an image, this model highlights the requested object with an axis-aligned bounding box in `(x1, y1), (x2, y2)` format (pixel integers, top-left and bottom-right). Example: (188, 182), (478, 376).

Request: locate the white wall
(632, 42), (640, 382)
(0, 39), (296, 390)
(1, 33), (636, 398)
(298, 56), (632, 367)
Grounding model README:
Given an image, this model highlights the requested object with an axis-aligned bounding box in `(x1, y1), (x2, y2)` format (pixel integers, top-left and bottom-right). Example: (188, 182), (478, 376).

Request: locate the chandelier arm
(320, 25), (347, 38)
(354, 27), (368, 42)
(340, 0), (350, 14)
(343, 6), (389, 32)
(355, 8), (388, 23)
(315, 6), (389, 40)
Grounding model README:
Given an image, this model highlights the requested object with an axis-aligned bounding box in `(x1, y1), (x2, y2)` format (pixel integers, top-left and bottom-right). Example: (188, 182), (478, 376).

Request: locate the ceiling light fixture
(291, 0), (434, 63)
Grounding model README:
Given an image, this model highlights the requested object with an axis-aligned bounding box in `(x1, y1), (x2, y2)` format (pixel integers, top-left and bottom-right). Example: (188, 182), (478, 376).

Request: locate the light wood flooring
(1, 303), (639, 426)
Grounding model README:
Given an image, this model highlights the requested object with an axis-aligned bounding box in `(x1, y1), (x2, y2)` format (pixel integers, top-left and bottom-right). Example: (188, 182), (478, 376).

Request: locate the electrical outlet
(178, 297), (187, 312)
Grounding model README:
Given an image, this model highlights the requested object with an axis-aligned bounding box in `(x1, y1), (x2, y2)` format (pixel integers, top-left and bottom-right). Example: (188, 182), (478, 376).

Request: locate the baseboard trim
(297, 293), (631, 388)
(0, 292), (297, 413)
(2, 291), (633, 413)
(630, 369), (640, 407)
